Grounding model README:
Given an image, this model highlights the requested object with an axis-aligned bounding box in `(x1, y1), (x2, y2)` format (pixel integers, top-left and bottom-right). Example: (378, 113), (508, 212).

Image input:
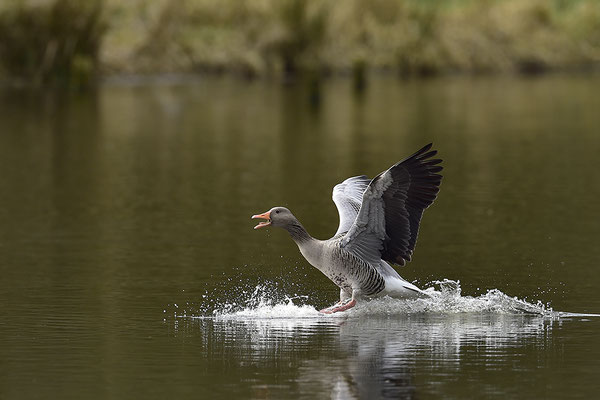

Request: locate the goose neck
(285, 221), (313, 244)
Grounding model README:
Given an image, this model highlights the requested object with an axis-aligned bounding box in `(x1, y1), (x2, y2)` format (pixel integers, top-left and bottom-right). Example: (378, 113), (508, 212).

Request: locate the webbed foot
(319, 299), (356, 314)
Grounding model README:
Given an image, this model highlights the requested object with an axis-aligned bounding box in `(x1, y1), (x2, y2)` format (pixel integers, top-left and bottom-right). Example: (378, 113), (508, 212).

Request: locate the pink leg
(319, 299), (356, 314)
(319, 301), (341, 313)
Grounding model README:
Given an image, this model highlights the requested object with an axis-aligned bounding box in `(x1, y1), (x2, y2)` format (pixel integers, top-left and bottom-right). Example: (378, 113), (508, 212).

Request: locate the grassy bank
(1, 0), (600, 85)
(0, 0), (105, 86)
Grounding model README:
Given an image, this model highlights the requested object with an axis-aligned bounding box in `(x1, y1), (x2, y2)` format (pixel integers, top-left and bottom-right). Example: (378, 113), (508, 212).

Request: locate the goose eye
(275, 210), (280, 214)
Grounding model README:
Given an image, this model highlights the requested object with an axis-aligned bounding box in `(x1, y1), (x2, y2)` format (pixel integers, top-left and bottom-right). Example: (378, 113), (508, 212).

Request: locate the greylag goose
(252, 143), (442, 313)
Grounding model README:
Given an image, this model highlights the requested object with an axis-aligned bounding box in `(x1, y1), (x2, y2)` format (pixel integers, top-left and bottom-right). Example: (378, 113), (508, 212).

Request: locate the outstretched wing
(332, 175), (371, 236)
(340, 143), (443, 266)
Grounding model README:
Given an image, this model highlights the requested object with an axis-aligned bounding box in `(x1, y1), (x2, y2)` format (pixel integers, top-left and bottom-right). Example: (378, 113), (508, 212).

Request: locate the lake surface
(1, 74), (599, 399)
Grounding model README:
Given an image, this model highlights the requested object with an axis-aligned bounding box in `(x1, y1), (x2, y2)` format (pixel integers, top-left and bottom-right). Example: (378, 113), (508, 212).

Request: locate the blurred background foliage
(0, 0), (105, 86)
(1, 0), (600, 85)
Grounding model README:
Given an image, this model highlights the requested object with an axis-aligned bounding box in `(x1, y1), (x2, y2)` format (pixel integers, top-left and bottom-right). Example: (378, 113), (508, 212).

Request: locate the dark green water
(1, 75), (599, 399)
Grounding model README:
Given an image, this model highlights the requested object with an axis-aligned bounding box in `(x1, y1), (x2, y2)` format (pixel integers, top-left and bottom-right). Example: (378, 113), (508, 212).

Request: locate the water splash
(163, 272), (321, 319)
(183, 279), (578, 320)
(212, 284), (318, 318)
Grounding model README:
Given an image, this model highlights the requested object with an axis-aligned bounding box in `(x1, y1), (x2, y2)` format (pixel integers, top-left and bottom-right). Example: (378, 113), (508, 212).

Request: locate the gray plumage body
(297, 236), (385, 298)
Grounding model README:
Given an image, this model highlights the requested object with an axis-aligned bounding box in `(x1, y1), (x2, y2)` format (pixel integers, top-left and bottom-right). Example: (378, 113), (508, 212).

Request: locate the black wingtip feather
(405, 143), (433, 160)
(417, 150), (438, 160)
(381, 143), (443, 267)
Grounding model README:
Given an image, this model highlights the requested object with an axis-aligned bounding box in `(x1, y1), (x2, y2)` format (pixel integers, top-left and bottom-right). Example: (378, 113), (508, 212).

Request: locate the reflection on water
(174, 313), (559, 399)
(170, 277), (597, 399)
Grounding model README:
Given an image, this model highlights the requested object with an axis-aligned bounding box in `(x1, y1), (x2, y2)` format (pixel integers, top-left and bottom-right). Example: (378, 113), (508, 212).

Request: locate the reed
(0, 0), (106, 86)
(1, 0), (600, 84)
(103, 0), (600, 76)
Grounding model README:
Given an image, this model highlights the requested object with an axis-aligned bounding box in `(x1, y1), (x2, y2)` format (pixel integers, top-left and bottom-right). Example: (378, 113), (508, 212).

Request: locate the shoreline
(1, 0), (600, 87)
(2, 67), (600, 91)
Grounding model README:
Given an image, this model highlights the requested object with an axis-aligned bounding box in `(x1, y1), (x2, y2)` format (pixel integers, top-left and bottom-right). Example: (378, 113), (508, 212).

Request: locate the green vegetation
(1, 0), (600, 85)
(0, 0), (105, 86)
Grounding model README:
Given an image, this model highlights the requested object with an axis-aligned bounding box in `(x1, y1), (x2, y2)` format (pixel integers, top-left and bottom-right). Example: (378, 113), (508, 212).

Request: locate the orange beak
(251, 211), (271, 230)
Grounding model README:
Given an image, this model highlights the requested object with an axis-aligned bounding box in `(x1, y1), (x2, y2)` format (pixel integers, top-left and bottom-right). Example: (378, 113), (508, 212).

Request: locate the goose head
(251, 207), (295, 230)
